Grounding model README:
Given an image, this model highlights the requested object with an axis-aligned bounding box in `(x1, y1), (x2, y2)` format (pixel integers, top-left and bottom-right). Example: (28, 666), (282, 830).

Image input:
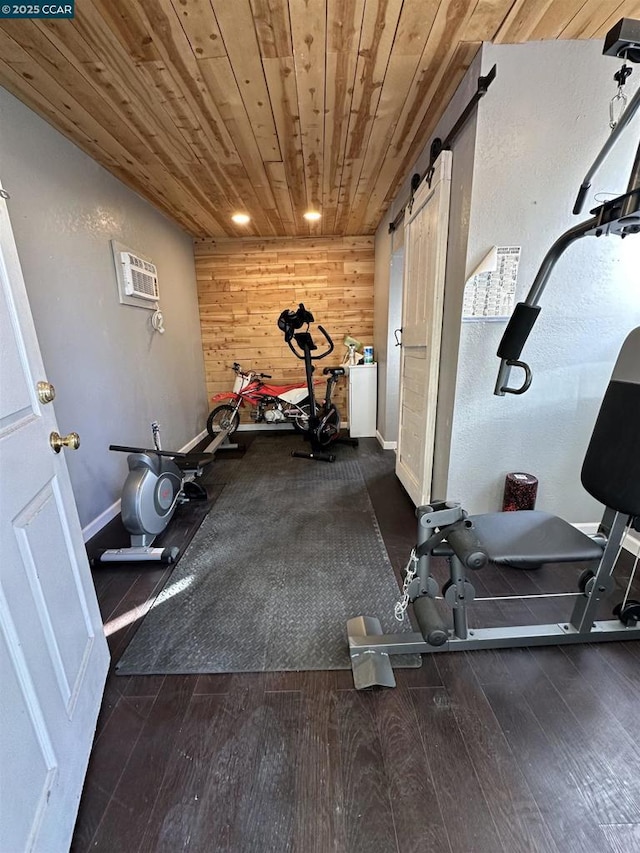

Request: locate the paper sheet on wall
(463, 245), (521, 320)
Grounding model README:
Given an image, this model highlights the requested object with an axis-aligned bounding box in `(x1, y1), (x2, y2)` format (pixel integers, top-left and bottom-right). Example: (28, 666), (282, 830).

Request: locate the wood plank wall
(194, 236), (375, 424)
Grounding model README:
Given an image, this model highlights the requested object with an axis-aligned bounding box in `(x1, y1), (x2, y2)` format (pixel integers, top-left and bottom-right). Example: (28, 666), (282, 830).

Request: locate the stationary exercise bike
(95, 422), (215, 564)
(277, 303), (358, 462)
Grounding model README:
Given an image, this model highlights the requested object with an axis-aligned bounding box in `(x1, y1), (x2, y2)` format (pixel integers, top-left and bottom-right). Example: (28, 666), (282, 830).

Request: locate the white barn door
(0, 182), (109, 852)
(396, 152), (452, 506)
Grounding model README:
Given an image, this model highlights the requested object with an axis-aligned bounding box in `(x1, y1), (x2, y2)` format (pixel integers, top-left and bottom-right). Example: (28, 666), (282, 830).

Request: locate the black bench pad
(433, 510), (604, 569)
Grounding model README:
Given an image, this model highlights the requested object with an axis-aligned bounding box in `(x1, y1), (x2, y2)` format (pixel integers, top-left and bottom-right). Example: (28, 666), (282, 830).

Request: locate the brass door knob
(37, 381), (56, 404)
(50, 431), (80, 453)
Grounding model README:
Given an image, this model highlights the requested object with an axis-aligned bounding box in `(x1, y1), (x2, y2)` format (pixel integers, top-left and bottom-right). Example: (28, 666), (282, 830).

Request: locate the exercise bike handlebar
(317, 325), (334, 356)
(285, 324), (334, 360)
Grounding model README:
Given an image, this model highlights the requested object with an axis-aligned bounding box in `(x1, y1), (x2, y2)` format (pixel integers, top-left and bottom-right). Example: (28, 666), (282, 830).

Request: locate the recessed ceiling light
(232, 213), (250, 224)
(303, 210), (321, 222)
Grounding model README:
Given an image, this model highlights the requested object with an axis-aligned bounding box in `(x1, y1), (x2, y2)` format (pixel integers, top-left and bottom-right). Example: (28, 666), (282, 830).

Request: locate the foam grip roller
(497, 303), (541, 361)
(413, 596), (448, 646)
(446, 522), (488, 570)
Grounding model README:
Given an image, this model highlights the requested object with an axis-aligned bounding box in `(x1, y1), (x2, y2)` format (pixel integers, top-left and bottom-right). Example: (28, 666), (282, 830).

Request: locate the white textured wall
(448, 40), (640, 520)
(0, 89), (208, 531)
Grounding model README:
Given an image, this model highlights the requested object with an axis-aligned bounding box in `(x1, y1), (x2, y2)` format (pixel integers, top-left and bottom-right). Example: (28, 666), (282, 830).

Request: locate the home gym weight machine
(95, 420), (235, 564)
(347, 18), (640, 689)
(278, 303), (358, 462)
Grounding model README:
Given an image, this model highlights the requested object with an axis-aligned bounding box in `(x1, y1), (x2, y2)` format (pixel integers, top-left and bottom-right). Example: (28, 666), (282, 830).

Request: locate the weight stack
(502, 472), (538, 511)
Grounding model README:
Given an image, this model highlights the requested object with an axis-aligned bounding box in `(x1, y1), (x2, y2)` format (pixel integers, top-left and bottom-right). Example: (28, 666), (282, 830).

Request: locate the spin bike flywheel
(315, 407), (341, 446)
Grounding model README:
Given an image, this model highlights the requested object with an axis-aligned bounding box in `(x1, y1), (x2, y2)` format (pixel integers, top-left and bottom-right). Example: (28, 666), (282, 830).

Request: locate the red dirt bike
(206, 362), (316, 438)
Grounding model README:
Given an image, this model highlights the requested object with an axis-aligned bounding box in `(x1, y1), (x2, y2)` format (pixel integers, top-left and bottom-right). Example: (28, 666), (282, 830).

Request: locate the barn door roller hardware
(389, 64), (497, 233)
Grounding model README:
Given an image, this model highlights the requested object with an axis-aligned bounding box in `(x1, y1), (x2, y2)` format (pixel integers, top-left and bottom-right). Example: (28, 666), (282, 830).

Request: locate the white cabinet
(348, 364), (377, 437)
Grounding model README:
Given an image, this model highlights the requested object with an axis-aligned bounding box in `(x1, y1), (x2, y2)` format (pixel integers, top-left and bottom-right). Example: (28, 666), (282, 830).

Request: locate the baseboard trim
(376, 430), (397, 451)
(573, 522), (639, 557)
(82, 499), (121, 543)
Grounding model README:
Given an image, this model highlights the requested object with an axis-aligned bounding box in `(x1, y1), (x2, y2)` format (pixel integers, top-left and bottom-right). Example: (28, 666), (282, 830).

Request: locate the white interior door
(396, 152), (452, 506)
(0, 183), (109, 852)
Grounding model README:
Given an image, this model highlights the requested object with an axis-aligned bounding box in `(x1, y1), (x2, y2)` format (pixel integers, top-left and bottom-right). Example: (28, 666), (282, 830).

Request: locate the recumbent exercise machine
(95, 421), (221, 564)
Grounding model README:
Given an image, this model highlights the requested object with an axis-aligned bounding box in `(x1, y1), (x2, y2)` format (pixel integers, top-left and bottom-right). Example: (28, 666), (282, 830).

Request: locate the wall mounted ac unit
(120, 251), (159, 301)
(111, 241), (159, 310)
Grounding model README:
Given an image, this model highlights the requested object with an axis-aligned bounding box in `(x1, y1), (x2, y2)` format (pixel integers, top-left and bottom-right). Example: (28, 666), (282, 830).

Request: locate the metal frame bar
(574, 82), (640, 213)
(569, 510), (629, 631)
(348, 620), (640, 656)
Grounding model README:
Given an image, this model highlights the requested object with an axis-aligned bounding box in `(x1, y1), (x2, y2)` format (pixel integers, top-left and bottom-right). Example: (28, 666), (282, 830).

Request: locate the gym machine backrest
(581, 326), (640, 518)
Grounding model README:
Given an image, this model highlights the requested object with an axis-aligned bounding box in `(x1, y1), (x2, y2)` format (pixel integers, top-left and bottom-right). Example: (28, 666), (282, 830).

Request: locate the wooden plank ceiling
(1, 0), (638, 238)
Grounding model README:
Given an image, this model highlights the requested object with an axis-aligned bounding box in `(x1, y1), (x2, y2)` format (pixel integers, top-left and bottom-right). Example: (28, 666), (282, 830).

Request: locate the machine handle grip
(497, 303), (541, 361)
(260, 373), (272, 378)
(445, 520), (488, 570)
(315, 325), (335, 359)
(573, 183), (590, 215)
(494, 302), (539, 396)
(494, 358), (532, 396)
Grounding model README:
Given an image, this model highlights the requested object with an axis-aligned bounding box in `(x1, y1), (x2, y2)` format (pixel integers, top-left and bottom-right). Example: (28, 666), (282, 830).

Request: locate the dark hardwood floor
(74, 433), (640, 853)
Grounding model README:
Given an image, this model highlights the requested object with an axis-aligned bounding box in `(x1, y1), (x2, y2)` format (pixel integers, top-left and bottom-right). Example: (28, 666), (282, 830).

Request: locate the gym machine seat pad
(432, 510), (604, 569)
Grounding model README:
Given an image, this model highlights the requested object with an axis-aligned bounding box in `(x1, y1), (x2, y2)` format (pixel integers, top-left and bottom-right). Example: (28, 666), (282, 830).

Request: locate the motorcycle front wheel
(206, 404), (240, 439)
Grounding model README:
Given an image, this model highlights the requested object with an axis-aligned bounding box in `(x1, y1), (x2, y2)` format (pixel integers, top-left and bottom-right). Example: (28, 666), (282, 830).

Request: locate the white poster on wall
(463, 245), (521, 320)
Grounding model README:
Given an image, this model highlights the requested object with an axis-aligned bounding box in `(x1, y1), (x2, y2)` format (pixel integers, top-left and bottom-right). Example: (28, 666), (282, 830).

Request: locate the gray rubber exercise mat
(117, 434), (419, 674)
